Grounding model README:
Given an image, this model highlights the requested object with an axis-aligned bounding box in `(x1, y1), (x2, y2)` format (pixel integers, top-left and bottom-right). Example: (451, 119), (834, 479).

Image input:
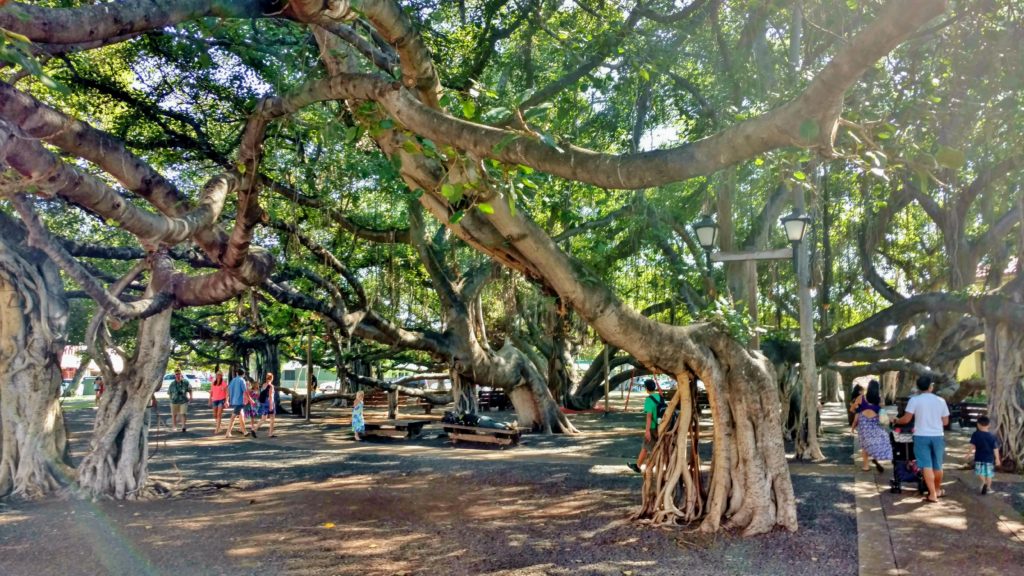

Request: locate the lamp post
(692, 214), (719, 268)
(695, 200), (821, 459)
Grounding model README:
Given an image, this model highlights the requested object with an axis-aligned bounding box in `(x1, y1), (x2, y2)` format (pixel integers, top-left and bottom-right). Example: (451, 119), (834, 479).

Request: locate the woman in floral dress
(852, 379), (893, 472)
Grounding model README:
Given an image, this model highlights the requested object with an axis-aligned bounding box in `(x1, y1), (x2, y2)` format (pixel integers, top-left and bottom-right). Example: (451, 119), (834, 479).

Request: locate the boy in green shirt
(627, 379), (663, 473)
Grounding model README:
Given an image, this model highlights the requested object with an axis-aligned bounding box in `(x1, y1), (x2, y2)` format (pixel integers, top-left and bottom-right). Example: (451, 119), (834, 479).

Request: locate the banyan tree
(0, 0), (982, 536)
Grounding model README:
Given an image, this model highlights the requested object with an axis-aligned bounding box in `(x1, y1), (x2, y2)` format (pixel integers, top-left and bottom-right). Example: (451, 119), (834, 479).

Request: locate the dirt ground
(0, 399), (858, 576)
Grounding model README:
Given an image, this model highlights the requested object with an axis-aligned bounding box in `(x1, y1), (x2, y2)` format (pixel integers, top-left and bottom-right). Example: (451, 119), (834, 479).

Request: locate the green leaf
(2, 29), (32, 44)
(449, 210), (465, 224)
(461, 99), (476, 119)
(481, 107), (511, 122)
(440, 183), (463, 204)
(638, 67), (650, 82)
(539, 133), (563, 152)
(379, 118), (395, 130)
(477, 202), (494, 214)
(236, 162), (246, 174)
(344, 126), (359, 143)
(793, 171), (806, 181)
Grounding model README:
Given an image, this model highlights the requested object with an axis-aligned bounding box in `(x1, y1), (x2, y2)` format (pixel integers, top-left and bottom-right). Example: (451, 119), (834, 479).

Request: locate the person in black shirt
(970, 415), (1001, 495)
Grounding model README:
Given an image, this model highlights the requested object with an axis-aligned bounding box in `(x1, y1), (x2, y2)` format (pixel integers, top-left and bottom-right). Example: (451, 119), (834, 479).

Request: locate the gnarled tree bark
(0, 213), (74, 498)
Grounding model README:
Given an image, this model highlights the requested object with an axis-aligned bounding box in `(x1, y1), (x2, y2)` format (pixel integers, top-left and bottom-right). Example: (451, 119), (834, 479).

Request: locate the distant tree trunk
(76, 283), (172, 499)
(0, 217), (74, 498)
(985, 320), (1024, 471)
(821, 370), (841, 403)
(545, 301), (575, 406)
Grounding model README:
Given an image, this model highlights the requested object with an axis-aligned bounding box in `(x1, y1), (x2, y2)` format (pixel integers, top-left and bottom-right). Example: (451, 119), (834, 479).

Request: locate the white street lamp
(780, 211), (812, 243)
(693, 214), (719, 251)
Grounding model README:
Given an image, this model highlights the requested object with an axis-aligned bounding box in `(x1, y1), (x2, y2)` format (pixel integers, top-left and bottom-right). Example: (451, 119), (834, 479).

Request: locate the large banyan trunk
(0, 218), (74, 498)
(460, 342), (577, 433)
(634, 327), (797, 535)
(76, 291), (172, 499)
(985, 320), (1024, 471)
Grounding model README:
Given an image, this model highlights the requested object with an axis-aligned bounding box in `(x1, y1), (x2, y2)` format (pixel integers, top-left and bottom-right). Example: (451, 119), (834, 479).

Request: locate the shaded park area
(2, 400), (861, 576)
(3, 0), (1024, 575)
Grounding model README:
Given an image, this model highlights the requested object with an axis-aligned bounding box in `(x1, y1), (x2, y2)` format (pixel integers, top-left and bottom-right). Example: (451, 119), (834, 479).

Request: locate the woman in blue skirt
(852, 380), (893, 472)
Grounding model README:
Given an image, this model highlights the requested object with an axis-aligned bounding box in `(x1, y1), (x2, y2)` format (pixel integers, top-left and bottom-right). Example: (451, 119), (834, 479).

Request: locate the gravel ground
(0, 402), (857, 576)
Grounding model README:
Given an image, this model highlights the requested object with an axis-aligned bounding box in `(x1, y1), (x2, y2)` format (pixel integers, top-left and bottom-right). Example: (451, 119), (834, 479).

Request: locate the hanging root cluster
(633, 379), (704, 525)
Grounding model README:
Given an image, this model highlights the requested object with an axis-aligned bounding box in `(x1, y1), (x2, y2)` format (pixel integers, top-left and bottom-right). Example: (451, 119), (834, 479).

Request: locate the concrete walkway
(854, 427), (1024, 575)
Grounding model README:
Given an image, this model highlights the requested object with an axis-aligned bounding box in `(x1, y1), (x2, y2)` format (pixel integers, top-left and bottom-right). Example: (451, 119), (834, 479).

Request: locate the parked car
(319, 380), (338, 392)
(161, 371), (205, 391)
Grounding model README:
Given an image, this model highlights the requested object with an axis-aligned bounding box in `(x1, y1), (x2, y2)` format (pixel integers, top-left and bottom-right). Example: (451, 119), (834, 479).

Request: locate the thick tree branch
(0, 0), (280, 44)
(12, 196), (173, 321)
(290, 0), (945, 190)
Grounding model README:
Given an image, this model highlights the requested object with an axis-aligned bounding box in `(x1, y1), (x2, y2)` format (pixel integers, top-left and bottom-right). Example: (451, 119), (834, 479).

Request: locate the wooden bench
(954, 402), (988, 427)
(416, 397), (436, 414)
(363, 419), (432, 439)
(443, 423), (521, 447)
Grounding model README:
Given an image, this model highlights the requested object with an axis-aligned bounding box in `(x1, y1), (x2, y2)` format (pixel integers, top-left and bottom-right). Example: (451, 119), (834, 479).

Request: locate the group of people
(851, 374), (1001, 502)
(163, 368), (278, 438)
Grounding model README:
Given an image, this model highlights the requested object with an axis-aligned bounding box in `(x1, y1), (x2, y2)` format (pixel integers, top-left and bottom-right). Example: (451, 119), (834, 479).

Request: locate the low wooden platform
(443, 423), (521, 447)
(363, 419), (432, 439)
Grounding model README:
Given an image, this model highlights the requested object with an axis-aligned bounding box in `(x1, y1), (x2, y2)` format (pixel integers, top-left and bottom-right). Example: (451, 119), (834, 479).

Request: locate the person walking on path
(848, 383), (864, 426)
(253, 373), (277, 438)
(627, 379), (664, 474)
(970, 415), (1001, 495)
(94, 376), (105, 404)
(168, 369), (193, 433)
(895, 375), (950, 503)
(209, 371), (228, 435)
(352, 390), (365, 441)
(852, 380), (892, 472)
(225, 369), (256, 438)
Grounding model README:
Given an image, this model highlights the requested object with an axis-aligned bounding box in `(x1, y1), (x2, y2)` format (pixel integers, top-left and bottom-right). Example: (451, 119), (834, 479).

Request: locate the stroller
(889, 429), (928, 494)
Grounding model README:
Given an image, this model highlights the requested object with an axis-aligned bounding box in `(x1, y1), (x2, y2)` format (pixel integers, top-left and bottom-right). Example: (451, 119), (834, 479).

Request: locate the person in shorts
(225, 369), (255, 438)
(894, 375), (950, 503)
(252, 373), (277, 438)
(627, 379), (663, 474)
(168, 369), (192, 433)
(209, 371), (228, 435)
(970, 415), (1001, 495)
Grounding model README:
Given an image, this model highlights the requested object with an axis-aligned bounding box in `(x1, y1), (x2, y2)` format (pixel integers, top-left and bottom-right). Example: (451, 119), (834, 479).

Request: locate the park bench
(366, 390), (437, 415)
(478, 388), (512, 411)
(442, 423), (521, 447)
(362, 419), (433, 439)
(952, 402), (988, 428)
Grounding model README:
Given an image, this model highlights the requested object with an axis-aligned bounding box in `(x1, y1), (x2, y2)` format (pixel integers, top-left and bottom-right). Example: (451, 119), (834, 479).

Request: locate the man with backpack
(628, 379), (666, 473)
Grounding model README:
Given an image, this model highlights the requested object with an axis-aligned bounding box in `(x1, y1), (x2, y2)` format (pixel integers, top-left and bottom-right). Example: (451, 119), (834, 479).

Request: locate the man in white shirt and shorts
(895, 375), (950, 503)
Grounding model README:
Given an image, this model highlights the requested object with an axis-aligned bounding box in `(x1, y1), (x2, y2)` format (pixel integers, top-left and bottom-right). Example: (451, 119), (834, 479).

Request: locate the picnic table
(362, 419), (432, 439)
(442, 423), (521, 447)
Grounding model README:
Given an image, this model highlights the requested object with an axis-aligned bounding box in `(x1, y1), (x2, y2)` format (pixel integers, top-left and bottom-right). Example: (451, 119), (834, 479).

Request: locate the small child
(970, 415), (1001, 495)
(245, 379), (260, 436)
(352, 390), (365, 441)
